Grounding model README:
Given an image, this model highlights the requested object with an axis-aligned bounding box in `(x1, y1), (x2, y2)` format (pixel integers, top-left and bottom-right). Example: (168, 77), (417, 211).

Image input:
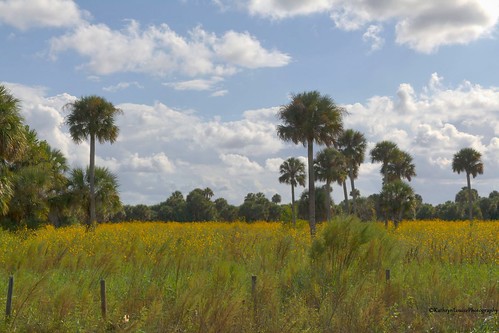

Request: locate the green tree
(452, 147), (484, 221)
(277, 91), (344, 236)
(67, 166), (123, 224)
(214, 198), (238, 222)
(238, 192), (272, 222)
(185, 188), (217, 221)
(314, 148), (347, 222)
(64, 96), (122, 228)
(370, 140), (398, 185)
(0, 85), (27, 214)
(384, 150), (416, 183)
(278, 157), (306, 227)
(337, 129), (367, 214)
(379, 180), (416, 227)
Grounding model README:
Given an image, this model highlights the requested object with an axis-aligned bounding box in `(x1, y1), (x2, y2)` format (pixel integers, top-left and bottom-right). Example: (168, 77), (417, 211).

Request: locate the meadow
(0, 218), (497, 332)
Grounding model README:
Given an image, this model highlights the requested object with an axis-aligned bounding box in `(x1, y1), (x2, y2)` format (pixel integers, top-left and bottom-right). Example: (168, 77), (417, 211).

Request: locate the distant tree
(279, 157), (306, 227)
(337, 129), (367, 215)
(125, 204), (154, 221)
(416, 203), (436, 219)
(185, 188), (217, 221)
(64, 95), (122, 229)
(379, 180), (416, 227)
(160, 191), (187, 222)
(214, 198), (238, 222)
(314, 148), (347, 222)
(353, 196), (377, 221)
(277, 91), (344, 236)
(239, 192), (272, 222)
(271, 193), (282, 204)
(455, 187), (482, 220)
(435, 201), (461, 221)
(452, 147), (484, 221)
(297, 187), (331, 223)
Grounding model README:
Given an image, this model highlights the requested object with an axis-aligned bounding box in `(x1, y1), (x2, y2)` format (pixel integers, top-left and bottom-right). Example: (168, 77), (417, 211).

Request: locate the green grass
(0, 218), (497, 332)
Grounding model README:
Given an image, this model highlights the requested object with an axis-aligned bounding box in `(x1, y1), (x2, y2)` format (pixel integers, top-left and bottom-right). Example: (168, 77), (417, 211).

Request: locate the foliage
(238, 192), (280, 222)
(279, 157), (306, 227)
(380, 180), (416, 226)
(185, 188), (217, 221)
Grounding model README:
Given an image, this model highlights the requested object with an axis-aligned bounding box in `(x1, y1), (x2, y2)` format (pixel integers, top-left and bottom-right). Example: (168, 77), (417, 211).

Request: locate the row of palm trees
(276, 91), (484, 235)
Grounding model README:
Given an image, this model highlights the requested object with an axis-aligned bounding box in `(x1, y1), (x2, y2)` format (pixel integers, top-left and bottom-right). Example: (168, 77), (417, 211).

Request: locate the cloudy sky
(1, 0), (498, 206)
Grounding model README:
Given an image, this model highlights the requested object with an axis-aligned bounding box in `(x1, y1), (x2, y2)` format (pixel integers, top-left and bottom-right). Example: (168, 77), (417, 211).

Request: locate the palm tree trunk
(342, 181), (349, 214)
(307, 140), (316, 237)
(466, 172), (473, 221)
(291, 184), (296, 227)
(349, 169), (357, 215)
(326, 182), (332, 222)
(89, 134), (96, 229)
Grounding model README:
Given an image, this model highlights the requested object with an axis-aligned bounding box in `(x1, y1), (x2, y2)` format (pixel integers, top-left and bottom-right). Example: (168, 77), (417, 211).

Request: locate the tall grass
(0, 218), (497, 332)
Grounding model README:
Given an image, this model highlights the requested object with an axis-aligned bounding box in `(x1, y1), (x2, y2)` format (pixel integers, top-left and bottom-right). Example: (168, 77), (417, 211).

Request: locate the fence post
(5, 276), (13, 319)
(251, 275), (257, 321)
(100, 279), (107, 320)
(385, 269), (391, 282)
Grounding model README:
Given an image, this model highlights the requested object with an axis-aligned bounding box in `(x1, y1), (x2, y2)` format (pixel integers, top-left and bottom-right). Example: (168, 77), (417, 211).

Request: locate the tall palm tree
(0, 85), (27, 215)
(278, 157), (306, 227)
(338, 129), (367, 214)
(277, 91), (344, 236)
(452, 147), (484, 221)
(370, 140), (398, 185)
(314, 148), (347, 222)
(64, 96), (122, 228)
(384, 150), (416, 183)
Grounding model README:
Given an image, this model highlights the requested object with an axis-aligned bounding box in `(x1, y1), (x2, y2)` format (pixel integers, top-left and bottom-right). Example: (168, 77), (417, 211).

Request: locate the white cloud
(362, 25), (385, 52)
(164, 77), (224, 91)
(49, 21), (291, 77)
(103, 81), (144, 92)
(220, 0), (499, 53)
(6, 75), (499, 205)
(211, 90), (228, 97)
(0, 0), (87, 30)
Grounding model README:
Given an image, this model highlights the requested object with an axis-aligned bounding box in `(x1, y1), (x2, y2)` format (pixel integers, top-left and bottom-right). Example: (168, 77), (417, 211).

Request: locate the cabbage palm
(384, 150), (416, 182)
(370, 140), (398, 185)
(0, 85), (27, 214)
(338, 129), (367, 214)
(277, 91), (344, 236)
(452, 147), (484, 221)
(314, 148), (347, 222)
(64, 96), (122, 228)
(278, 157), (306, 226)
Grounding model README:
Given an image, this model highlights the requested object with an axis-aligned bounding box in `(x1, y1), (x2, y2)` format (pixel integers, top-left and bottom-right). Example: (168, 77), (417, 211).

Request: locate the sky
(1, 0), (499, 206)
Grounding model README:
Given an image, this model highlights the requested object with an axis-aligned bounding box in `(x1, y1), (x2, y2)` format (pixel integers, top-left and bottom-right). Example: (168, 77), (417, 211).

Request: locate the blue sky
(1, 0), (499, 206)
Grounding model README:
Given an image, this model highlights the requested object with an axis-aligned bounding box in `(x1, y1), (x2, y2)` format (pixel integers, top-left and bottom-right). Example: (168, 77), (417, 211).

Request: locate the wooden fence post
(5, 276), (13, 319)
(251, 275), (257, 321)
(100, 279), (107, 320)
(385, 269), (391, 282)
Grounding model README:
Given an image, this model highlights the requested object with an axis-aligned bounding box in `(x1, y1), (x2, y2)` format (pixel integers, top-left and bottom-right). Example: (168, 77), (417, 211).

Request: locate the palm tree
(384, 150), (416, 183)
(338, 129), (367, 214)
(278, 157), (306, 227)
(452, 147), (484, 221)
(67, 166), (122, 223)
(380, 180), (415, 228)
(277, 91), (344, 236)
(314, 148), (347, 222)
(370, 140), (398, 185)
(64, 96), (122, 228)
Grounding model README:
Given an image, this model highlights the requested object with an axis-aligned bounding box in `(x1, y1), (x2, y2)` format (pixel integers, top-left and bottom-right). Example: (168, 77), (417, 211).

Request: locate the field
(0, 218), (497, 332)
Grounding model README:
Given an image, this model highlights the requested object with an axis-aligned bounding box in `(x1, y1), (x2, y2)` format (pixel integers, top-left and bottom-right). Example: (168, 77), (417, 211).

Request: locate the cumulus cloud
(5, 74), (499, 205)
(362, 25), (384, 52)
(218, 0), (499, 53)
(49, 21), (291, 77)
(0, 0), (87, 30)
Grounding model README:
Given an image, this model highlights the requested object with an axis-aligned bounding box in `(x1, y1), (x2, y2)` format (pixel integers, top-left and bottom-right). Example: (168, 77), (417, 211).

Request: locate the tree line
(0, 86), (493, 231)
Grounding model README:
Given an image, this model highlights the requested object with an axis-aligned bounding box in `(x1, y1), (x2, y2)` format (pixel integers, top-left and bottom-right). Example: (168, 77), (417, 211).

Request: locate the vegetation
(452, 147), (484, 221)
(64, 96), (123, 229)
(0, 218), (496, 332)
(277, 91), (345, 236)
(278, 157), (306, 227)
